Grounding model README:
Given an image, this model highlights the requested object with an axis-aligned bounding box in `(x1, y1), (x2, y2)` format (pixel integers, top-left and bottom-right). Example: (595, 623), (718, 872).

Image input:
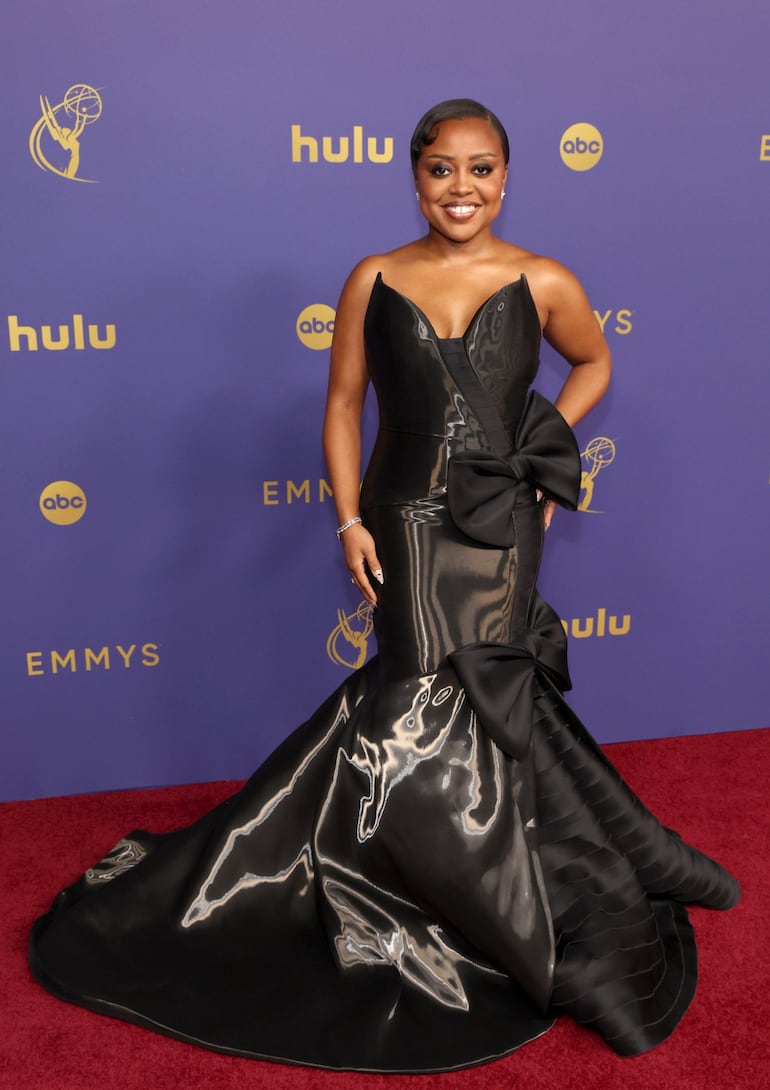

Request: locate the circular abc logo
(560, 123), (604, 171)
(296, 304), (336, 350)
(39, 480), (87, 525)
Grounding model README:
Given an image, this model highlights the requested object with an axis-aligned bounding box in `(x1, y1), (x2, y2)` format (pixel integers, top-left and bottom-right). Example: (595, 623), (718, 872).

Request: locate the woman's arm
(531, 259), (612, 526)
(536, 259), (612, 427)
(322, 259), (384, 605)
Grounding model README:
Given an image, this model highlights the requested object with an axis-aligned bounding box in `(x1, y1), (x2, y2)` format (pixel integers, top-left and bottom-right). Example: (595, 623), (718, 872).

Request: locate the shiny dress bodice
(361, 272), (540, 508)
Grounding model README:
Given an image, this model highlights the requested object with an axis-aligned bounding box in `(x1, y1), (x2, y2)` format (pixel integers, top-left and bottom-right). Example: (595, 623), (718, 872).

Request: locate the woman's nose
(449, 173), (473, 194)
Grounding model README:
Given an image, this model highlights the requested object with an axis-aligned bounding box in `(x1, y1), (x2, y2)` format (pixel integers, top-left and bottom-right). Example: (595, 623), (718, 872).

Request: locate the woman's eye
(473, 164), (493, 175)
(429, 165), (451, 177)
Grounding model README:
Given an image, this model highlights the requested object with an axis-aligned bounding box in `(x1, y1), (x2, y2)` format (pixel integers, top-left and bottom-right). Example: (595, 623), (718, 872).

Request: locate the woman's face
(414, 117), (508, 243)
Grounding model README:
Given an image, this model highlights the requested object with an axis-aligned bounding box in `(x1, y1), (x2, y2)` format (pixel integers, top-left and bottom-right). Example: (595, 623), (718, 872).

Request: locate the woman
(29, 100), (739, 1073)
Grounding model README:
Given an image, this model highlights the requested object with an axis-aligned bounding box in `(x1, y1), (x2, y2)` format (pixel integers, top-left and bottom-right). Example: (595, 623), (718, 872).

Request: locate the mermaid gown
(29, 274), (739, 1072)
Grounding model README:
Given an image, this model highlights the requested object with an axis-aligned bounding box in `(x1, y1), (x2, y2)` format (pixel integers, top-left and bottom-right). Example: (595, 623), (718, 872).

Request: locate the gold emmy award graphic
(578, 437), (616, 513)
(326, 601), (374, 669)
(29, 84), (103, 182)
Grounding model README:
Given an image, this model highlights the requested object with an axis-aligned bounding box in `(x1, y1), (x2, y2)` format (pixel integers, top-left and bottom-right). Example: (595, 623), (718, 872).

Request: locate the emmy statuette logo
(30, 84), (103, 182)
(296, 304), (336, 350)
(39, 481), (87, 525)
(327, 601), (373, 669)
(560, 123), (604, 171)
(578, 438), (616, 513)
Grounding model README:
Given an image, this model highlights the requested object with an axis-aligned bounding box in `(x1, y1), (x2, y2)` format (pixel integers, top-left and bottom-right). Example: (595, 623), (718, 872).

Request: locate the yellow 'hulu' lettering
(292, 124), (393, 164)
(7, 314), (116, 351)
(760, 135), (770, 161)
(41, 324), (69, 350)
(322, 136), (349, 163)
(89, 323), (117, 349)
(292, 125), (318, 162)
(8, 317), (38, 351)
(560, 610), (632, 639)
(571, 617), (594, 638)
(368, 136), (394, 163)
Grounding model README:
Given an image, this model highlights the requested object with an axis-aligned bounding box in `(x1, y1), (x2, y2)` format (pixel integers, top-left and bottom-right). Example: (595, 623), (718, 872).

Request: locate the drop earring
(501, 190), (506, 199)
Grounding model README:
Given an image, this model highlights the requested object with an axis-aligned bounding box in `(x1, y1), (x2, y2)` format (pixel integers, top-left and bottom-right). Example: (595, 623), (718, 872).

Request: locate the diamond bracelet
(336, 515), (363, 539)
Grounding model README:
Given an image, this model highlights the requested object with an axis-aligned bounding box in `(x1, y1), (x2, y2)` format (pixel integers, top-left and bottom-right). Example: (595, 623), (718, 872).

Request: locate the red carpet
(2, 729), (767, 1090)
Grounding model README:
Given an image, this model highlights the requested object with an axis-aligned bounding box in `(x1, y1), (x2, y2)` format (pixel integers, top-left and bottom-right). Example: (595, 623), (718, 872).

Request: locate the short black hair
(410, 99), (510, 171)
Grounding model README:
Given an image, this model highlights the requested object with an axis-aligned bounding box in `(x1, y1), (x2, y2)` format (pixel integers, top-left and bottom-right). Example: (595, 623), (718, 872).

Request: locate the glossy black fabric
(29, 274), (739, 1072)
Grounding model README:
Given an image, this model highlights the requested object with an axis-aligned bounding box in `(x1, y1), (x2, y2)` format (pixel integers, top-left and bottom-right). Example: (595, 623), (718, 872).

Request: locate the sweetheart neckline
(374, 272), (530, 342)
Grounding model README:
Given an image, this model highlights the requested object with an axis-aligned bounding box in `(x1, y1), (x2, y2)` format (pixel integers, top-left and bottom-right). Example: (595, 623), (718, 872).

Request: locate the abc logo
(560, 123), (604, 172)
(39, 480), (87, 525)
(296, 304), (336, 350)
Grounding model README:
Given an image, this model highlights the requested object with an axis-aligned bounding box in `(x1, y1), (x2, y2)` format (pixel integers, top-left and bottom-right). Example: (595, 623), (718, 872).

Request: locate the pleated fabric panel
(532, 680), (739, 1055)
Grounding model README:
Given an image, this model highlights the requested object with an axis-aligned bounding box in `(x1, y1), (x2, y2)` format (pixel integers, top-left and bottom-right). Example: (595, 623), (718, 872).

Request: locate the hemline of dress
(28, 920), (557, 1075)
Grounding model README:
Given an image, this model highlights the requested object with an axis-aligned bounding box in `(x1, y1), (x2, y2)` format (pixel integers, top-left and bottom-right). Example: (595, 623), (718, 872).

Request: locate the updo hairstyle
(409, 99), (510, 172)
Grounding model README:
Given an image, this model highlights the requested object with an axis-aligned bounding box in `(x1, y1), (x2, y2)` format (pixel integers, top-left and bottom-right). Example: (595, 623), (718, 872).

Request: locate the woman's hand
(537, 490), (556, 531)
(341, 523), (384, 606)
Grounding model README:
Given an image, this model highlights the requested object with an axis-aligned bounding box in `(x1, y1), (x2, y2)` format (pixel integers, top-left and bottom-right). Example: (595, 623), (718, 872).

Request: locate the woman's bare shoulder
(342, 254), (383, 291)
(338, 243), (425, 304)
(518, 250), (586, 297)
(334, 255), (385, 316)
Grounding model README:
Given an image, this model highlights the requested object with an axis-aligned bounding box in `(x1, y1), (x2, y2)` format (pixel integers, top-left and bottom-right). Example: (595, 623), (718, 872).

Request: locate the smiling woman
(416, 115), (507, 245)
(412, 100), (509, 247)
(29, 98), (739, 1074)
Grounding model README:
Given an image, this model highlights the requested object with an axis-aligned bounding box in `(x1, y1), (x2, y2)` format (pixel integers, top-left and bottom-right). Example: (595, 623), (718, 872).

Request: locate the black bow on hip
(447, 390), (581, 546)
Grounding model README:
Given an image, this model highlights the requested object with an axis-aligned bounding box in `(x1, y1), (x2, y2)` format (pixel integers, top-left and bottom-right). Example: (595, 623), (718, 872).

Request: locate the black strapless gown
(29, 274), (739, 1072)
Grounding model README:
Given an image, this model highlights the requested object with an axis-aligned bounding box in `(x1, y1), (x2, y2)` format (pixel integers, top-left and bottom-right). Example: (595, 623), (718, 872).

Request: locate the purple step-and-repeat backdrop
(1, 1), (768, 801)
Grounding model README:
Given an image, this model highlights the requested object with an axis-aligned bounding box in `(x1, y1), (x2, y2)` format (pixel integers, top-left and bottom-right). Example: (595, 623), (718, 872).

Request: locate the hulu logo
(561, 608), (631, 639)
(7, 314), (116, 352)
(291, 124), (394, 164)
